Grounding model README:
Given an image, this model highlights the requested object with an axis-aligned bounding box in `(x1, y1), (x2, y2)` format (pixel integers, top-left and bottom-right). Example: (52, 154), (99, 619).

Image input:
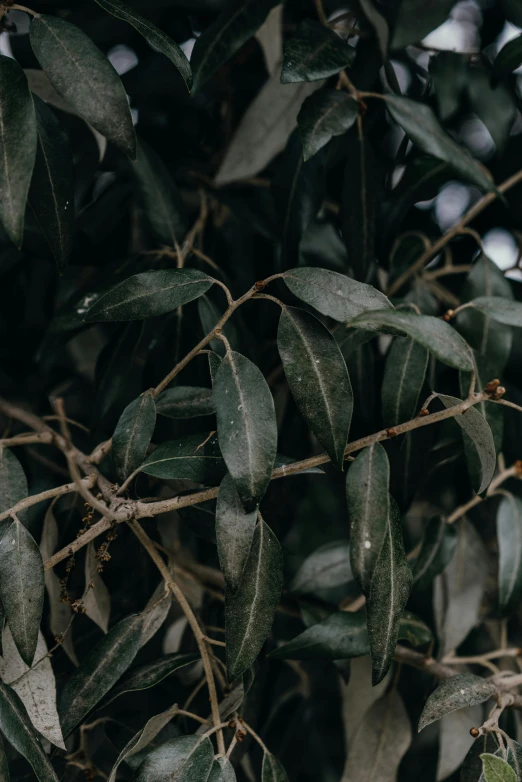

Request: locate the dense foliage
(4, 0), (522, 780)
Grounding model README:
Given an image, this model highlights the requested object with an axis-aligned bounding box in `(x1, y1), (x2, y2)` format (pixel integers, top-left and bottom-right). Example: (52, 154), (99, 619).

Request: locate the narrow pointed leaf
(262, 752), (289, 782)
(0, 448), (27, 518)
(283, 267), (393, 324)
(348, 310), (474, 371)
(346, 443), (390, 593)
(209, 757), (237, 782)
(385, 96), (494, 192)
(391, 0), (458, 49)
(85, 269), (214, 322)
(0, 680), (58, 782)
(102, 653), (199, 708)
(0, 519), (44, 666)
(132, 140), (188, 248)
(226, 520), (283, 680)
(438, 395), (496, 494)
(156, 387), (214, 419)
(28, 98), (74, 272)
(0, 56), (37, 248)
(496, 493), (522, 616)
(30, 15), (136, 159)
(290, 541), (352, 594)
(278, 306), (352, 467)
(413, 516), (457, 590)
(59, 613), (143, 737)
(382, 337), (428, 426)
(281, 19), (355, 84)
(191, 0), (281, 94)
(492, 33), (522, 83)
(419, 673), (495, 732)
(269, 612), (368, 660)
(83, 542), (111, 633)
(93, 0), (192, 89)
(481, 755), (517, 782)
(214, 351), (277, 510)
(113, 391), (156, 482)
(298, 89), (358, 161)
(216, 474), (257, 593)
(367, 498), (413, 684)
(140, 432), (225, 483)
(471, 297), (522, 327)
(135, 735), (214, 782)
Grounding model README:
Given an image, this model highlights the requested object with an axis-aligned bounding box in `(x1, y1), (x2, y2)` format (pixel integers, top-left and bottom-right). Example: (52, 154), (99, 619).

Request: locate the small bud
(214, 327), (222, 336)
(443, 309), (455, 322)
(470, 727), (480, 738)
(418, 408), (429, 417)
(386, 427), (398, 438)
(484, 378), (500, 394)
(515, 460), (522, 476)
(228, 720), (236, 729)
(494, 386), (506, 399)
(255, 280), (266, 291)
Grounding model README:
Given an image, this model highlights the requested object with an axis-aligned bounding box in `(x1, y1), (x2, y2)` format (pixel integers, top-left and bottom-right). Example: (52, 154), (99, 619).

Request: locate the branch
(0, 476), (96, 523)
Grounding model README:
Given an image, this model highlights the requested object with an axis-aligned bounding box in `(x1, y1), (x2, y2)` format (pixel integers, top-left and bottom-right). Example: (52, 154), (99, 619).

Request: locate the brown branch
(0, 476), (96, 523)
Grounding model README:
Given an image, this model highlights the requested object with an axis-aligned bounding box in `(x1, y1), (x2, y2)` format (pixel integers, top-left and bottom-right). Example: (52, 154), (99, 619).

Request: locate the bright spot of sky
(108, 45), (138, 76)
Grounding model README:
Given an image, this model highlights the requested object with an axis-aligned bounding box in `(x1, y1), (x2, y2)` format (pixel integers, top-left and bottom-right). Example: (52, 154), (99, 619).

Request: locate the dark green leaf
(430, 52), (468, 122)
(496, 493), (522, 616)
(191, 0), (280, 94)
(30, 15), (136, 159)
(413, 516), (457, 590)
(0, 681), (58, 782)
(438, 395), (496, 494)
(135, 735), (214, 782)
(0, 735), (9, 782)
(492, 33), (522, 84)
(94, 321), (144, 422)
(0, 56), (37, 248)
(297, 89), (358, 161)
(102, 653), (199, 708)
(419, 674), (495, 731)
(214, 351), (277, 510)
(348, 310), (474, 371)
(467, 68), (516, 153)
(108, 704), (179, 782)
(113, 391), (156, 482)
(209, 757), (237, 782)
(0, 449), (27, 518)
(398, 611), (433, 647)
(481, 755), (517, 782)
(131, 140), (188, 248)
(85, 269), (214, 322)
(226, 519), (283, 680)
(216, 474), (257, 593)
(385, 96), (495, 192)
(140, 433), (225, 484)
(281, 19), (355, 84)
(391, 0), (459, 50)
(382, 337), (428, 426)
(0, 520), (44, 666)
(461, 734), (499, 782)
(346, 443), (390, 594)
(471, 297), (522, 328)
(278, 306), (352, 467)
(367, 498), (413, 684)
(156, 387), (214, 419)
(262, 752), (289, 782)
(59, 613), (143, 736)
(283, 267), (393, 324)
(28, 97), (74, 272)
(93, 0), (192, 89)
(290, 541), (352, 594)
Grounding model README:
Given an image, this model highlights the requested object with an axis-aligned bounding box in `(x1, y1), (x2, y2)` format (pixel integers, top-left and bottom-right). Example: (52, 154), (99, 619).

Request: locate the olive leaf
(290, 541), (352, 594)
(419, 674), (495, 731)
(113, 391), (156, 482)
(480, 755), (517, 782)
(413, 516), (457, 591)
(382, 337), (428, 426)
(298, 89), (358, 161)
(262, 752), (289, 782)
(470, 297), (522, 327)
(134, 735), (215, 782)
(156, 387), (214, 419)
(0, 448), (27, 519)
(496, 493), (522, 616)
(281, 19), (355, 83)
(139, 433), (225, 484)
(216, 473), (257, 593)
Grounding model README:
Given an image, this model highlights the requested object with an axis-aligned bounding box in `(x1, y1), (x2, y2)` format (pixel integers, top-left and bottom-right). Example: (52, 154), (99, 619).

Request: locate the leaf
(255, 4), (283, 77)
(139, 432), (225, 484)
(214, 351), (277, 510)
(131, 140), (188, 248)
(0, 519), (44, 666)
(113, 391), (157, 482)
(470, 297), (522, 328)
(93, 0), (191, 89)
(496, 493), (522, 616)
(418, 674), (495, 732)
(346, 443), (390, 594)
(83, 542), (111, 634)
(0, 680), (58, 782)
(340, 656), (392, 749)
(391, 0), (460, 50)
(434, 519), (488, 656)
(278, 306), (352, 467)
(467, 68), (515, 154)
(492, 33), (522, 83)
(271, 131), (326, 267)
(290, 541), (352, 594)
(102, 653), (199, 708)
(348, 310), (474, 371)
(216, 474), (257, 593)
(94, 321), (145, 422)
(298, 89), (358, 161)
(262, 752), (289, 782)
(385, 96), (495, 193)
(0, 56), (37, 248)
(438, 395), (496, 494)
(382, 337), (428, 426)
(156, 387), (214, 419)
(191, 0), (281, 94)
(209, 757), (237, 782)
(140, 586), (173, 649)
(30, 15), (136, 159)
(0, 626), (64, 749)
(28, 98), (74, 272)
(281, 19), (355, 84)
(481, 755), (517, 782)
(283, 267), (393, 324)
(413, 516), (458, 590)
(85, 269), (214, 322)
(108, 704), (180, 782)
(0, 736), (8, 782)
(437, 706), (484, 781)
(215, 65), (322, 185)
(430, 52), (469, 122)
(0, 448), (27, 518)
(341, 691), (412, 782)
(226, 519), (283, 680)
(367, 497), (413, 684)
(59, 613), (143, 737)
(135, 735), (215, 782)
